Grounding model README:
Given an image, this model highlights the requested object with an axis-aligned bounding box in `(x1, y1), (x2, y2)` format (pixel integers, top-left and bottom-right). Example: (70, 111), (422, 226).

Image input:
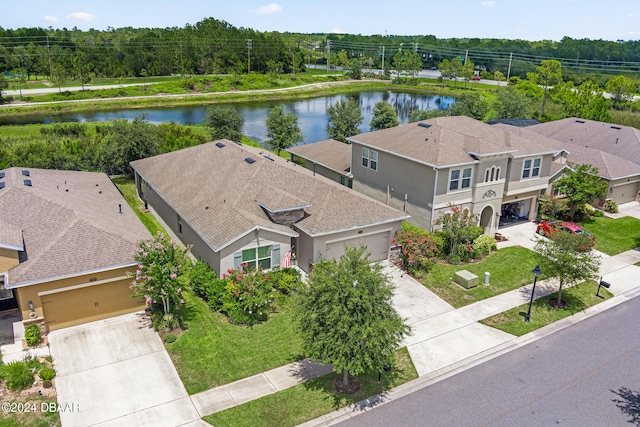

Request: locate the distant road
(3, 83), (162, 96)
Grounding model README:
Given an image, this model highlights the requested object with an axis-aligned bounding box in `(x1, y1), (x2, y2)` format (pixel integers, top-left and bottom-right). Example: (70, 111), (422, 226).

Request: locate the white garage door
(610, 182), (640, 205)
(324, 230), (391, 262)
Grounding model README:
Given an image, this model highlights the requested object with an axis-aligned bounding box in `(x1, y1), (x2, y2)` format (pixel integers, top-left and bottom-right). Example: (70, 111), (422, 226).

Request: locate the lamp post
(524, 265), (543, 323)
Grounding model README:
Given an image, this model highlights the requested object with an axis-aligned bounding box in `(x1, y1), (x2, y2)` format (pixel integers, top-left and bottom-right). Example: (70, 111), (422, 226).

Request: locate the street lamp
(524, 265), (543, 323)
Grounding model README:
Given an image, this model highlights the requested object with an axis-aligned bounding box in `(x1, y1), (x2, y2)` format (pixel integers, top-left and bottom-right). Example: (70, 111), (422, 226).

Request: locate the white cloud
(481, 1), (495, 7)
(44, 15), (59, 24)
(331, 28), (344, 34)
(67, 12), (97, 22)
(251, 3), (282, 15)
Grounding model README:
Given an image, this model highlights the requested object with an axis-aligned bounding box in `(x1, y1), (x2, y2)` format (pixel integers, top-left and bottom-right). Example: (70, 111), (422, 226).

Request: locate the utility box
(454, 270), (479, 289)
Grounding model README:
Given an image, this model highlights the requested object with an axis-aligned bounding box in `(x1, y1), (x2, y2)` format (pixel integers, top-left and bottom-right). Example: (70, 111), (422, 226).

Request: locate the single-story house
(130, 141), (409, 276)
(288, 139), (353, 188)
(0, 168), (151, 331)
(525, 118), (640, 204)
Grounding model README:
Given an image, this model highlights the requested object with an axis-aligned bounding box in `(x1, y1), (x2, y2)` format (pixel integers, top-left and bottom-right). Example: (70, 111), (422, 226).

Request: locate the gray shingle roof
(0, 168), (151, 287)
(528, 118), (640, 165)
(348, 116), (558, 166)
(131, 141), (408, 248)
(287, 139), (351, 175)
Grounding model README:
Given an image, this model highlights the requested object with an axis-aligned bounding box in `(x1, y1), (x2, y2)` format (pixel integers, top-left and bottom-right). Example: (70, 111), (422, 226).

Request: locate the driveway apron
(48, 313), (200, 427)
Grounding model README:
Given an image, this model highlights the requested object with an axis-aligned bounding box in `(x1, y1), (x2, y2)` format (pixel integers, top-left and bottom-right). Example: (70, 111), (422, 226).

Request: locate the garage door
(610, 182), (640, 205)
(325, 230), (391, 262)
(40, 278), (145, 331)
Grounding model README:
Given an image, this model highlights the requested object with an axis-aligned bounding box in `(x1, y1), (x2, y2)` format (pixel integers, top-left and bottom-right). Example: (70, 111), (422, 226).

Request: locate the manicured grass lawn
(111, 176), (167, 237)
(203, 347), (417, 427)
(480, 280), (613, 336)
(581, 216), (640, 255)
(421, 246), (539, 308)
(167, 293), (304, 394)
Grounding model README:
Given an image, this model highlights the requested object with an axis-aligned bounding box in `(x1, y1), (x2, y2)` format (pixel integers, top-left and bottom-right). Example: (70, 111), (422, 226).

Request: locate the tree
(265, 105), (303, 155)
(435, 205), (482, 259)
(130, 232), (191, 330)
(605, 75), (636, 109)
(449, 92), (489, 120)
(408, 108), (448, 122)
(553, 163), (608, 221)
(494, 87), (532, 119)
(535, 231), (601, 308)
(438, 57), (463, 88)
(0, 74), (8, 103)
(556, 80), (610, 122)
(370, 101), (399, 131)
(460, 59), (475, 88)
(204, 105), (244, 142)
(347, 57), (364, 80)
(295, 245), (410, 390)
(527, 59), (563, 116)
(51, 63), (67, 93)
(100, 116), (162, 174)
(326, 97), (363, 143)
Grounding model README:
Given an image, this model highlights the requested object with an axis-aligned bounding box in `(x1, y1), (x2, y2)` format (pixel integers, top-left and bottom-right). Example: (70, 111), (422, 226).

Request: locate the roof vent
(215, 142), (226, 148)
(244, 157), (256, 164)
(22, 170), (30, 176)
(611, 126), (621, 130)
(263, 155), (275, 162)
(418, 122), (432, 128)
(23, 179), (32, 186)
(575, 120), (585, 123)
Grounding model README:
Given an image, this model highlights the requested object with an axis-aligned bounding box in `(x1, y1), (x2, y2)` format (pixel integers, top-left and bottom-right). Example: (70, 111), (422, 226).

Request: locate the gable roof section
(496, 123), (640, 180)
(527, 118), (640, 165)
(347, 116), (558, 167)
(0, 219), (24, 251)
(131, 141), (408, 248)
(0, 168), (151, 287)
(287, 139), (351, 176)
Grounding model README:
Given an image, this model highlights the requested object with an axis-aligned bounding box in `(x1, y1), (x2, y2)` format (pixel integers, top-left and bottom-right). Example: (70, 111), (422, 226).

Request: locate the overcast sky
(2, 0), (639, 42)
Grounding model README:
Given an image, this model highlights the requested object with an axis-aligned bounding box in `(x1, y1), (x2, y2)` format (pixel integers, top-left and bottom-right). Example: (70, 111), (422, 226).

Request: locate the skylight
(0, 172), (5, 179)
(245, 157), (256, 164)
(215, 142), (226, 148)
(22, 170), (30, 176)
(418, 122), (432, 128)
(23, 179), (32, 186)
(0, 182), (5, 189)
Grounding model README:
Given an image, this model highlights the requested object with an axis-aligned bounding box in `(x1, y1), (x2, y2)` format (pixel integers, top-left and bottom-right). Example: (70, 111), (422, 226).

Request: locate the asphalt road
(337, 295), (640, 427)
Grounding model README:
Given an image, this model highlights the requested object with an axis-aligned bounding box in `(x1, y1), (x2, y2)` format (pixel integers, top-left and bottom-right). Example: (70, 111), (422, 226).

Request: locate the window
(522, 158), (541, 179)
(484, 166), (501, 183)
(449, 167), (472, 191)
(362, 148), (369, 168)
(177, 215), (182, 234)
(239, 245), (273, 270)
(361, 148), (378, 171)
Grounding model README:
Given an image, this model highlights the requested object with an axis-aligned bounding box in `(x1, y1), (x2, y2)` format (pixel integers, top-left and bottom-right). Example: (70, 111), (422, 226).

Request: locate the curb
(298, 288), (639, 427)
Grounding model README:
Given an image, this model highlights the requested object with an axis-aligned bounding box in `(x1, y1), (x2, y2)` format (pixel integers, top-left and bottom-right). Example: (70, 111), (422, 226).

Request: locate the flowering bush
(472, 234), (498, 259)
(435, 204), (481, 258)
(538, 195), (569, 221)
(393, 225), (440, 270)
(130, 232), (190, 331)
(221, 264), (276, 325)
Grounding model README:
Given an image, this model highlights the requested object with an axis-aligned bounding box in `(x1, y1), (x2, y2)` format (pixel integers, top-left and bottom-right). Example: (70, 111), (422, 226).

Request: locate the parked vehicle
(535, 221), (595, 249)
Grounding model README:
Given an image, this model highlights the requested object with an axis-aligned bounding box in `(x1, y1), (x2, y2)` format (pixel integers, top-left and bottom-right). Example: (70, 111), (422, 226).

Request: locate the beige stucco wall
(218, 229), (292, 276)
(14, 265), (143, 330)
(0, 248), (19, 272)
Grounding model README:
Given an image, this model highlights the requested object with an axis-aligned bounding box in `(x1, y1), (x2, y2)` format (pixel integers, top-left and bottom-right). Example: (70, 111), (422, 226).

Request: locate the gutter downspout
(431, 167), (438, 232)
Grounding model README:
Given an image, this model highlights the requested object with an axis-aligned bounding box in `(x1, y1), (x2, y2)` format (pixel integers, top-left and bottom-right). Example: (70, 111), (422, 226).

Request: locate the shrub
(435, 205), (481, 256)
(472, 234), (498, 259)
(222, 265), (275, 325)
(591, 209), (605, 217)
(267, 267), (301, 295)
(189, 259), (217, 299)
(24, 324), (42, 347)
(605, 200), (619, 213)
(39, 367), (56, 382)
(539, 195), (569, 221)
(164, 333), (177, 344)
(204, 277), (228, 311)
(393, 223), (440, 269)
(448, 253), (461, 265)
(455, 243), (473, 263)
(1, 361), (34, 391)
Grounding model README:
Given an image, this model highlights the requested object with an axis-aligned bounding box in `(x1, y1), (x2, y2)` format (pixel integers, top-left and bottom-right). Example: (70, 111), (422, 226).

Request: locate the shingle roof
(0, 168), (151, 287)
(287, 139), (351, 175)
(527, 118), (640, 165)
(0, 219), (24, 251)
(496, 123), (640, 180)
(348, 116), (558, 166)
(131, 141), (408, 248)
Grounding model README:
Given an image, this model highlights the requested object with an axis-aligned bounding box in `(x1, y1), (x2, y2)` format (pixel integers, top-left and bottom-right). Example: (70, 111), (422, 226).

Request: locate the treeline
(1, 18), (639, 83)
(0, 120), (207, 173)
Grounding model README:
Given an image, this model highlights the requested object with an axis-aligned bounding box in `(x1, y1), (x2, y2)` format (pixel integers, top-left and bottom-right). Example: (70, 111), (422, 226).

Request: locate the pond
(0, 91), (456, 144)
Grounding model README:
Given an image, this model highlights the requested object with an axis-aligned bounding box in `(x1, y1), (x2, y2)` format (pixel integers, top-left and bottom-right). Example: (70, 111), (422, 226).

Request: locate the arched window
(485, 169), (491, 182)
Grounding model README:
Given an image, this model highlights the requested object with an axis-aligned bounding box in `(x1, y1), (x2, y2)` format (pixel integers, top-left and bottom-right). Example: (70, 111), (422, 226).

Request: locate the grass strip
(581, 216), (640, 255)
(480, 280), (613, 336)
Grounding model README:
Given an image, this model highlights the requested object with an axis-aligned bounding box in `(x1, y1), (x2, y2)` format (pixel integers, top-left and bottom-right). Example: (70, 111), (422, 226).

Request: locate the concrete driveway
(48, 313), (203, 427)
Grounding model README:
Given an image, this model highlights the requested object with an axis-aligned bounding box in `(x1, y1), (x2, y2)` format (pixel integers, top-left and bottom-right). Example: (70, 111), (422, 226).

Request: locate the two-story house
(290, 116), (566, 233)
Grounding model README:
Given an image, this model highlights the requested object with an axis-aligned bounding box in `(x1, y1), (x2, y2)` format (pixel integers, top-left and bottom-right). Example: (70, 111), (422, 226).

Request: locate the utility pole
(46, 35), (52, 79)
(506, 52), (513, 82)
(326, 40), (331, 72)
(464, 49), (469, 65)
(381, 45), (385, 74)
(247, 39), (252, 74)
(179, 37), (183, 77)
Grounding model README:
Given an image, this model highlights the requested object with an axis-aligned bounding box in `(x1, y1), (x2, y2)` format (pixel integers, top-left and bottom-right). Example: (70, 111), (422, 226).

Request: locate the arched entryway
(480, 205), (494, 234)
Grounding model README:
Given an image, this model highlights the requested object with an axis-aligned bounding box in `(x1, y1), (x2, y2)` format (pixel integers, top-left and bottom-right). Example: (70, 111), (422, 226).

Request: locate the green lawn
(203, 347), (417, 427)
(480, 280), (613, 336)
(581, 216), (640, 255)
(111, 176), (167, 237)
(421, 246), (540, 308)
(167, 293), (304, 394)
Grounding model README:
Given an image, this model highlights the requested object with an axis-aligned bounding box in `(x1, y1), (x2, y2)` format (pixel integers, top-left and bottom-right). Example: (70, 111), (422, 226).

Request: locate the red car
(536, 221), (595, 249)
